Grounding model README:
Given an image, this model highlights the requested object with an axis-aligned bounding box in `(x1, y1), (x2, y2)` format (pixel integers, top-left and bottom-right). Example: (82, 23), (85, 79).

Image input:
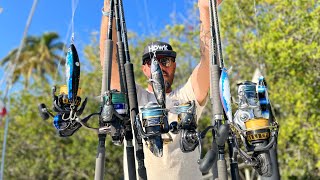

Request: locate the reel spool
(138, 102), (169, 157)
(101, 90), (128, 145)
(245, 118), (270, 144)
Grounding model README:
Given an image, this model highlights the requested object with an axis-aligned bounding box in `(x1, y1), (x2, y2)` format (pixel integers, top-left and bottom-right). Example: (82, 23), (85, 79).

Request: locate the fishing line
(253, 0), (266, 75)
(71, 0), (79, 44)
(143, 0), (154, 35)
(53, 0), (79, 85)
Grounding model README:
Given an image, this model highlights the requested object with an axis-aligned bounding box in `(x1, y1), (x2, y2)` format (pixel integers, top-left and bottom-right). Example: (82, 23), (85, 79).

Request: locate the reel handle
(198, 141), (218, 174)
(38, 103), (54, 120)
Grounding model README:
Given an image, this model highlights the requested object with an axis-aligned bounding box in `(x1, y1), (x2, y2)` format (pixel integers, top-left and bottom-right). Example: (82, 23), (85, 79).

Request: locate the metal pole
(0, 0), (39, 179)
(0, 117), (10, 180)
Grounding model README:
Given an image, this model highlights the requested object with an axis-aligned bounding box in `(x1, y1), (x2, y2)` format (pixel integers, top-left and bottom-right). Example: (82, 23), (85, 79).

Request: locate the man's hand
(198, 0), (223, 9)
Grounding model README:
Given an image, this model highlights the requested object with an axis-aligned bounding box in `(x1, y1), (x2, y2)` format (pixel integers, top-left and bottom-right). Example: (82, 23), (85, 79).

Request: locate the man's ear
(142, 65), (146, 74)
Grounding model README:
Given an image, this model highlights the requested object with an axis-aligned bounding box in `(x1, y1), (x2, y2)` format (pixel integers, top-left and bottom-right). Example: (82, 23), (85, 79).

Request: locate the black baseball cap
(142, 41), (177, 64)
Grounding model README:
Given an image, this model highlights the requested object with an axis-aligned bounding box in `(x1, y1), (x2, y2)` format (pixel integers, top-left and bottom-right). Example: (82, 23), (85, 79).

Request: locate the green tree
(1, 32), (65, 87)
(219, 0), (320, 178)
(2, 0), (319, 179)
(1, 36), (123, 179)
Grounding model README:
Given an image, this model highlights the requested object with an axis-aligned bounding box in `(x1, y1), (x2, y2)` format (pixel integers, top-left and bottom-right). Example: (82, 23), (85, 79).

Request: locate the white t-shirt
(124, 77), (207, 180)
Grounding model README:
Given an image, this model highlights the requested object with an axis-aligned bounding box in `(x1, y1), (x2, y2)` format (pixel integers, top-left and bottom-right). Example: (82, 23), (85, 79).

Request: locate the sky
(0, 0), (192, 93)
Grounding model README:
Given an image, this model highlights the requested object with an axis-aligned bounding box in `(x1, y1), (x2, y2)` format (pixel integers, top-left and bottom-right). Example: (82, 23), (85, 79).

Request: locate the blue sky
(0, 0), (192, 93)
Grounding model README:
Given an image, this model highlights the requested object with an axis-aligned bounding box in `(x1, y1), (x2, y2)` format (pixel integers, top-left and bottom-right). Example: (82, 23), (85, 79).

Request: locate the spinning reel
(135, 54), (214, 157)
(136, 102), (169, 157)
(100, 90), (128, 145)
(38, 44), (88, 137)
(232, 76), (279, 177)
(135, 55), (169, 157)
(170, 101), (200, 153)
(38, 44), (129, 146)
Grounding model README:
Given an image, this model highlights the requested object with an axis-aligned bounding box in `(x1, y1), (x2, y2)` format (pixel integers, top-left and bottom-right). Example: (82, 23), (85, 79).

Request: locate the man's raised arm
(100, 0), (121, 91)
(191, 0), (222, 105)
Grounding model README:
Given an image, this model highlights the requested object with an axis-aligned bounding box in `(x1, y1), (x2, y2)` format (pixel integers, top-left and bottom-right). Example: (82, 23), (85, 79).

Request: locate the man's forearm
(191, 0), (222, 105)
(100, 0), (120, 90)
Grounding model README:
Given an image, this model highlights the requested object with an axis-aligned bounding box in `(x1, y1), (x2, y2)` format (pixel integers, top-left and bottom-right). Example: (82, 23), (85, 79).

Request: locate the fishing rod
(37, 0), (142, 179)
(196, 0), (280, 179)
(196, 0), (232, 179)
(117, 0), (148, 179)
(113, 0), (137, 179)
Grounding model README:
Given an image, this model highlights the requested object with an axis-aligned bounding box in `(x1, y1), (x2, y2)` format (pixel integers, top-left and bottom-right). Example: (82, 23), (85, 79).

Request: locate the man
(100, 0), (222, 179)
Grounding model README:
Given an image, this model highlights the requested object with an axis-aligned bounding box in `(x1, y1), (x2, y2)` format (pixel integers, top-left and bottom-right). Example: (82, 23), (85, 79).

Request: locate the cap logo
(148, 44), (168, 52)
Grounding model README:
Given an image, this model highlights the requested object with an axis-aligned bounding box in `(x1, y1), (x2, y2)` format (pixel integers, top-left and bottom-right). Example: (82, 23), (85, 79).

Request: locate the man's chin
(165, 81), (171, 91)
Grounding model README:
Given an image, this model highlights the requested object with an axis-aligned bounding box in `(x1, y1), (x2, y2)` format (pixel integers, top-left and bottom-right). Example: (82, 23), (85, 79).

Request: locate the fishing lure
(257, 76), (270, 119)
(220, 68), (232, 122)
(65, 44), (80, 104)
(149, 56), (166, 107)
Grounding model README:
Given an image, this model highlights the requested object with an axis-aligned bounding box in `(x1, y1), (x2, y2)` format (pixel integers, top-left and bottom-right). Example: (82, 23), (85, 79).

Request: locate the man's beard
(165, 81), (171, 91)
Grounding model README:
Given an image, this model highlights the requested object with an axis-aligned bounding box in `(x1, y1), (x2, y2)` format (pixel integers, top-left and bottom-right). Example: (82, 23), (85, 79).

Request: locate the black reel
(170, 101), (199, 152)
(38, 85), (88, 137)
(100, 90), (128, 145)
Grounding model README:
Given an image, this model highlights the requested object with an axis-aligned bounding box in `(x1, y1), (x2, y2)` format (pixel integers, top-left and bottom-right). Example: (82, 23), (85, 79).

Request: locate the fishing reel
(135, 55), (169, 157)
(170, 101), (199, 153)
(100, 90), (128, 145)
(135, 103), (169, 157)
(232, 77), (278, 177)
(38, 44), (89, 137)
(38, 85), (87, 137)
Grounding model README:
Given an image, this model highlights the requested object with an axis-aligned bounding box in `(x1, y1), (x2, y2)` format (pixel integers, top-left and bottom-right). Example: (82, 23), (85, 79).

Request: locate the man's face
(142, 56), (176, 91)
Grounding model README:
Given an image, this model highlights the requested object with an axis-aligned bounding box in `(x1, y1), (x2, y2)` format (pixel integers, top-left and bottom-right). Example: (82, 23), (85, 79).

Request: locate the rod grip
(230, 162), (240, 180)
(216, 124), (229, 146)
(116, 42), (127, 92)
(199, 140), (218, 174)
(136, 147), (147, 180)
(124, 63), (138, 111)
(101, 40), (113, 94)
(210, 65), (223, 116)
(94, 134), (106, 180)
(217, 159), (228, 180)
(126, 146), (137, 180)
